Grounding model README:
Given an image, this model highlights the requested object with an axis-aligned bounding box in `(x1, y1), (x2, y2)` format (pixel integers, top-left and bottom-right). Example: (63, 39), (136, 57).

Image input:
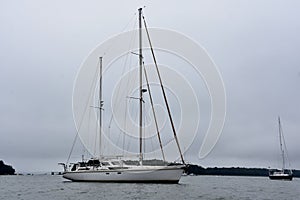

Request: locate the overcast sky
(1, 0), (300, 172)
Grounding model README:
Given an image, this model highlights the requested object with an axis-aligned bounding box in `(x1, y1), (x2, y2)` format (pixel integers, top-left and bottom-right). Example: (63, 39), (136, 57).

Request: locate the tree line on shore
(0, 160), (15, 175)
(185, 164), (300, 177)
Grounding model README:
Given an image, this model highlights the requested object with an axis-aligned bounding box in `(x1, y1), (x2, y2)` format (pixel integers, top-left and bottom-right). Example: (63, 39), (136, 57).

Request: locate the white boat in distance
(61, 8), (185, 183)
(269, 117), (293, 181)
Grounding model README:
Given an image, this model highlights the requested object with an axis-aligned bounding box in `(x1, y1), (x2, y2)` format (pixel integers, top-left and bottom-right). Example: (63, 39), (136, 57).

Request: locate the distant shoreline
(185, 164), (300, 178)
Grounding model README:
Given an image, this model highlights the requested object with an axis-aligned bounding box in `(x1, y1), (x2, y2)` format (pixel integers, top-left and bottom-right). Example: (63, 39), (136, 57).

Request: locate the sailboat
(61, 8), (185, 183)
(269, 117), (293, 181)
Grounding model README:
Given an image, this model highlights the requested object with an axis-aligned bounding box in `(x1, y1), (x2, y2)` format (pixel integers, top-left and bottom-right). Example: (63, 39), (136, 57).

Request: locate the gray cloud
(1, 0), (299, 172)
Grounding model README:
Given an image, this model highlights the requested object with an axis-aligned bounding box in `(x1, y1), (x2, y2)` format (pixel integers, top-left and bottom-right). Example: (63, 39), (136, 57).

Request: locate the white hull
(269, 171), (293, 181)
(63, 165), (184, 183)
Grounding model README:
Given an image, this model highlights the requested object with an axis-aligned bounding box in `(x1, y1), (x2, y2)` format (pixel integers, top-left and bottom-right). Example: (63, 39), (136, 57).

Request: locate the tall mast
(138, 7), (143, 165)
(278, 116), (285, 171)
(99, 57), (103, 157)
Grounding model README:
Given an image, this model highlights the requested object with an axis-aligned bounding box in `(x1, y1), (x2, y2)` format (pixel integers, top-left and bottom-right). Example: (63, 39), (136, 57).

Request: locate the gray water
(1, 175), (299, 200)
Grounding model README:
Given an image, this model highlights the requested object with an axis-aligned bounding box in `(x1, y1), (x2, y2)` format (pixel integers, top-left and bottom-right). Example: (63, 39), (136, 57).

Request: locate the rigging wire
(122, 98), (127, 156)
(105, 18), (138, 157)
(66, 60), (100, 164)
(108, 18), (138, 129)
(143, 62), (166, 161)
(87, 105), (96, 156)
(95, 106), (100, 156)
(102, 12), (137, 57)
(280, 118), (292, 170)
(142, 14), (185, 164)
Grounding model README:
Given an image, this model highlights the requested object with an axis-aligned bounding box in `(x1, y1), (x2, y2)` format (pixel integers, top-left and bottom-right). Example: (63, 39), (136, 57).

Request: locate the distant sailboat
(60, 8), (185, 183)
(269, 117), (293, 181)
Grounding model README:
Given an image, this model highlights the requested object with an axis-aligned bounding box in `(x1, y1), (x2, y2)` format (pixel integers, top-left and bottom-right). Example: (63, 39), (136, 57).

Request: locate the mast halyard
(99, 57), (103, 158)
(138, 7), (143, 166)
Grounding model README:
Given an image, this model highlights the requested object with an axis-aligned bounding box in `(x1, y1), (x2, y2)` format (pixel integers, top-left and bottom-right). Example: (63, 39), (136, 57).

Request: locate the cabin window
(71, 164), (77, 171)
(112, 161), (120, 165)
(101, 162), (109, 166)
(79, 162), (86, 167)
(106, 172), (110, 175)
(117, 172), (121, 174)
